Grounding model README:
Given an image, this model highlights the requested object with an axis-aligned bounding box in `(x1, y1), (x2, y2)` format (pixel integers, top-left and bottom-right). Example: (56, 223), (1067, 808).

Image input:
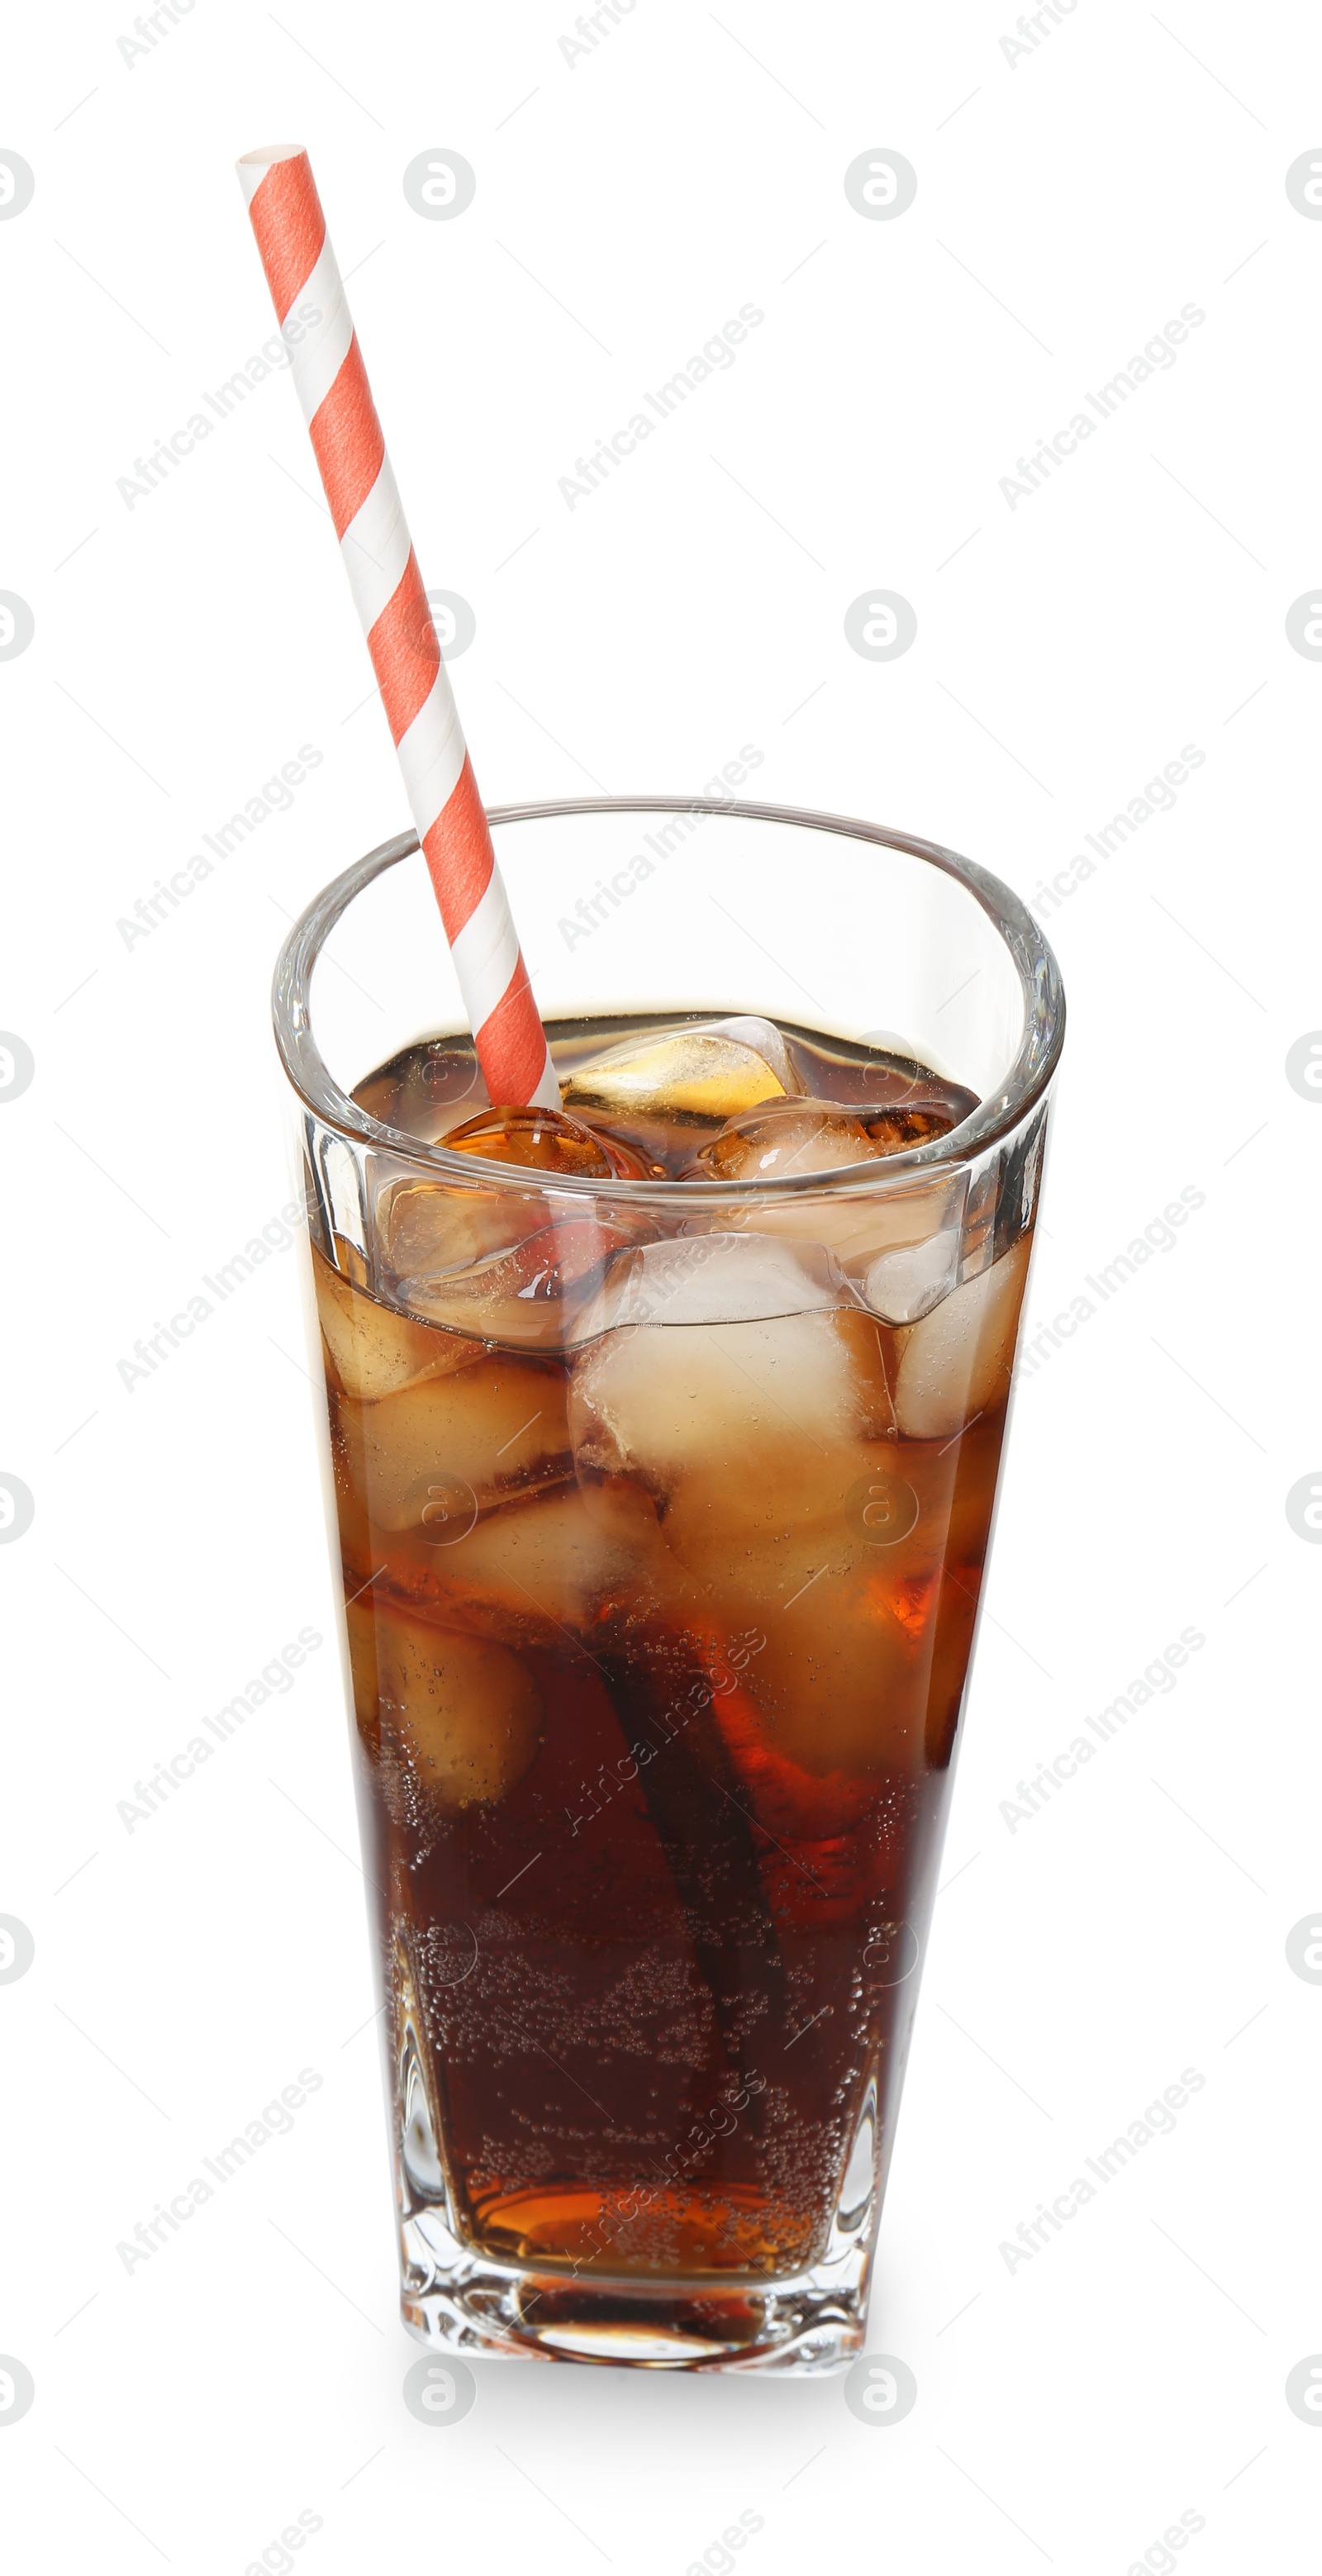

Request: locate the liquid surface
(354, 1013), (979, 1178)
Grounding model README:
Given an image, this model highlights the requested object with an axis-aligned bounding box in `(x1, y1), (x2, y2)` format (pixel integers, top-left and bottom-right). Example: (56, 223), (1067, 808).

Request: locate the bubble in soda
(692, 1097), (956, 1183)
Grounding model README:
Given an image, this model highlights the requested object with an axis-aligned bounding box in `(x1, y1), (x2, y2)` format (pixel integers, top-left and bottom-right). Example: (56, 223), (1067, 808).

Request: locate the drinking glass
(273, 796), (1064, 2370)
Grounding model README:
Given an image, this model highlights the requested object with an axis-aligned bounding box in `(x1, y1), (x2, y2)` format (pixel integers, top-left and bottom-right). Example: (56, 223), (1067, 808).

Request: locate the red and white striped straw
(237, 144), (559, 1112)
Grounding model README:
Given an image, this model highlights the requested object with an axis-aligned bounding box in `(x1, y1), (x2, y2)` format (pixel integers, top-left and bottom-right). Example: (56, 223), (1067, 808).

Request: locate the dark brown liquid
(316, 1019), (1011, 2286)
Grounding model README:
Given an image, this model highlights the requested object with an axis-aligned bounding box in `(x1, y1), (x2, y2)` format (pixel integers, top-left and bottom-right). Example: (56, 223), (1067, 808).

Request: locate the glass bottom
(400, 2195), (871, 2369)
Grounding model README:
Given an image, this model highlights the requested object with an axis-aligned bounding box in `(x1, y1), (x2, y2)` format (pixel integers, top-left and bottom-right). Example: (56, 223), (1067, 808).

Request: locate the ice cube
(417, 1480), (682, 1647)
(568, 1223), (1008, 1814)
(678, 1428), (983, 1792)
(355, 1351), (573, 1528)
(711, 1157), (968, 1285)
(701, 1097), (958, 1288)
(594, 1381), (987, 1815)
(690, 1106), (967, 1285)
(692, 1098), (953, 1182)
(313, 1245), (483, 1402)
(570, 1243), (893, 1550)
(720, 1574), (928, 1781)
(863, 1228), (961, 1326)
(578, 1230), (849, 1335)
(346, 1595), (543, 1808)
(443, 1103), (649, 1179)
(383, 1177), (543, 1282)
(561, 1015), (801, 1126)
(397, 1214), (654, 1351)
(892, 1234), (1031, 1439)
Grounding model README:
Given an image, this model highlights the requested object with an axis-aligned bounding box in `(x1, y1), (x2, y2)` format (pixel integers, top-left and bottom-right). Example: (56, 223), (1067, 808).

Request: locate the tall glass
(273, 797), (1063, 2370)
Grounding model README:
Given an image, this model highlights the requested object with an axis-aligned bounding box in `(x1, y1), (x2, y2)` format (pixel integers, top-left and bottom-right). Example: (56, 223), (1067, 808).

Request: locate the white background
(2, 2), (1320, 2568)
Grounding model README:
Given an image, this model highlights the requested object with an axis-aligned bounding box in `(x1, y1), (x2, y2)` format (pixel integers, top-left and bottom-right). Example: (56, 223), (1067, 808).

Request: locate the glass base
(399, 2201), (870, 2370)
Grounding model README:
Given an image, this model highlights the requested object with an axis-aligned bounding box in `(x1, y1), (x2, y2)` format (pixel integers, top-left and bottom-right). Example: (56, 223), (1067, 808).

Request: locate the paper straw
(237, 144), (559, 1111)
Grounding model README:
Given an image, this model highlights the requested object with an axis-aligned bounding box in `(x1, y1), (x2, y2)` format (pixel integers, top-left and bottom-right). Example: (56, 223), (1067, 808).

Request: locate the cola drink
(308, 1005), (1044, 2365)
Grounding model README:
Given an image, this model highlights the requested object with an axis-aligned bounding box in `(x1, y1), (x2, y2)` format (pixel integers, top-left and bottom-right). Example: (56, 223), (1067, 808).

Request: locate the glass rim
(272, 795), (1065, 1203)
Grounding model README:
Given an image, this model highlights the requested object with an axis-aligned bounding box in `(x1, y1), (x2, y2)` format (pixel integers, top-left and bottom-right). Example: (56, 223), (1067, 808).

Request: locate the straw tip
(235, 142), (307, 203)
